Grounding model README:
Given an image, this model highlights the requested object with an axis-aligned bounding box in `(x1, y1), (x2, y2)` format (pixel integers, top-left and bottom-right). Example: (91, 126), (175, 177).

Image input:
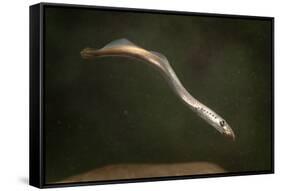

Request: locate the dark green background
(44, 6), (273, 183)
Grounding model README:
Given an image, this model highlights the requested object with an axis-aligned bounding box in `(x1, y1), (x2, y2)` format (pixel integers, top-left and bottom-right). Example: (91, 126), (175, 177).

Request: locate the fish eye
(219, 120), (225, 127)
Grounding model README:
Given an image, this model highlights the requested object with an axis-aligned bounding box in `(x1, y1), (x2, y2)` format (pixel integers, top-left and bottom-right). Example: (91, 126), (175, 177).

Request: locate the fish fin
(102, 38), (137, 49)
(150, 51), (169, 63)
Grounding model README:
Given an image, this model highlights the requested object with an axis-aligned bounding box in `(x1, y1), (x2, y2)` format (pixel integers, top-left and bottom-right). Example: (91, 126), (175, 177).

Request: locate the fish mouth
(223, 128), (235, 141)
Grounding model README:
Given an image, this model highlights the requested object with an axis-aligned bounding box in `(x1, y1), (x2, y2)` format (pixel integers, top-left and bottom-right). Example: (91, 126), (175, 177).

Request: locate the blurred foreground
(58, 162), (225, 183)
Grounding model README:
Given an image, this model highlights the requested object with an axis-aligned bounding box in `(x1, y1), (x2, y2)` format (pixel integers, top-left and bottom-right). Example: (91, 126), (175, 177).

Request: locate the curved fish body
(81, 39), (235, 140)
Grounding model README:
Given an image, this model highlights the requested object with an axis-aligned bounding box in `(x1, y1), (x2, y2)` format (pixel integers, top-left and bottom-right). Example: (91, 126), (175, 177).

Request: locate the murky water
(44, 6), (273, 183)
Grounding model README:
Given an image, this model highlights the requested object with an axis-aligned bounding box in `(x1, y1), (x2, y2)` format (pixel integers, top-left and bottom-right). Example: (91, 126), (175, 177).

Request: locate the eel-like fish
(80, 39), (235, 140)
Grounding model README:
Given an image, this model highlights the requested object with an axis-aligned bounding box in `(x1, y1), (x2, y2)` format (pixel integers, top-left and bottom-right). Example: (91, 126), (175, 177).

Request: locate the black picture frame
(30, 2), (274, 188)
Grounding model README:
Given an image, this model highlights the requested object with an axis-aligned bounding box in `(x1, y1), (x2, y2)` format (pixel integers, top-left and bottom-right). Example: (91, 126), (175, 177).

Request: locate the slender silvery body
(81, 39), (235, 140)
